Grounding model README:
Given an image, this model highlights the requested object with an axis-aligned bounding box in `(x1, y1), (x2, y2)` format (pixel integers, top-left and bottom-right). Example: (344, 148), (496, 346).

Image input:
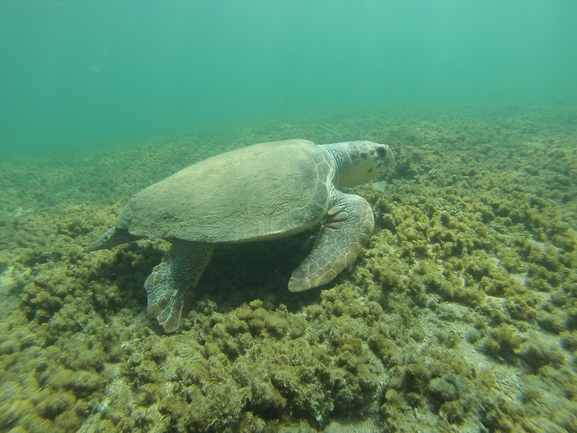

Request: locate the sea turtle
(88, 139), (394, 332)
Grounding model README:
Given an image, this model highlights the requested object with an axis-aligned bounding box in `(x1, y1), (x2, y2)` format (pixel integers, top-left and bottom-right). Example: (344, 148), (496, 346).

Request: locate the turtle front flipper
(288, 192), (374, 292)
(145, 241), (214, 332)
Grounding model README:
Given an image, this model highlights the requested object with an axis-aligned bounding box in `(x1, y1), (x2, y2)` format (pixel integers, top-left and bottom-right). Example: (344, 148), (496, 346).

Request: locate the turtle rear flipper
(288, 193), (374, 292)
(145, 241), (214, 332)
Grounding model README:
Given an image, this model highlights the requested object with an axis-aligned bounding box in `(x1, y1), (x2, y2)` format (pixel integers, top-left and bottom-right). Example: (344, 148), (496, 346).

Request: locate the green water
(1, 0), (576, 155)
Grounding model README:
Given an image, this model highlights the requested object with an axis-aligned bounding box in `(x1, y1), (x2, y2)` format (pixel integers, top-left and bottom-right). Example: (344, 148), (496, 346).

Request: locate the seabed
(0, 104), (576, 432)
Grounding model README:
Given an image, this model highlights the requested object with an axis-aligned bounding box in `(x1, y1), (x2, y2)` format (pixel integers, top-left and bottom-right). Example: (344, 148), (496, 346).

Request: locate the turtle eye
(376, 146), (389, 159)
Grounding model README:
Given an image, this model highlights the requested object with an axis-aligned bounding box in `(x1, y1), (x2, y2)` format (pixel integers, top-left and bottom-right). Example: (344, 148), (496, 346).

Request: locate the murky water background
(1, 0), (576, 155)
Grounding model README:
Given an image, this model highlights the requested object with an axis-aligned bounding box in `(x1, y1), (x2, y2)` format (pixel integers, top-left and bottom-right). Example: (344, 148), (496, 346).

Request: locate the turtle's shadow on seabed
(196, 229), (322, 313)
(95, 227), (326, 329)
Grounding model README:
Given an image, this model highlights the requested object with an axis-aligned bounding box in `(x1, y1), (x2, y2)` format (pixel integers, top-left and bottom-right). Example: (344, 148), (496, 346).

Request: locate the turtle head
(325, 140), (394, 187)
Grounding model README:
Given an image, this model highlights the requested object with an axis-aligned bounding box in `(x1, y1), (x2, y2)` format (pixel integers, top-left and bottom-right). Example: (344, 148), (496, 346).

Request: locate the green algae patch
(1, 105), (577, 432)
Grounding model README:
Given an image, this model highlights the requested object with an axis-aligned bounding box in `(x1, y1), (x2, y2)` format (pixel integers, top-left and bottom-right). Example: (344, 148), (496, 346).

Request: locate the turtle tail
(86, 227), (140, 252)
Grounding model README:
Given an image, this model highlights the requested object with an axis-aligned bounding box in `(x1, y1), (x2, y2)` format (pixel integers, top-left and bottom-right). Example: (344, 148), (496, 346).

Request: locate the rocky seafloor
(0, 104), (576, 433)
